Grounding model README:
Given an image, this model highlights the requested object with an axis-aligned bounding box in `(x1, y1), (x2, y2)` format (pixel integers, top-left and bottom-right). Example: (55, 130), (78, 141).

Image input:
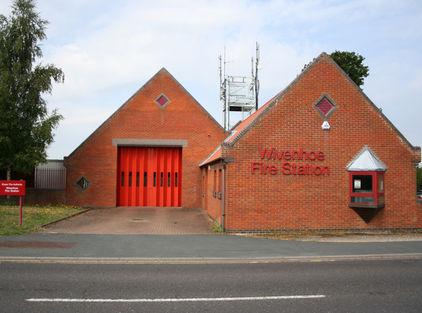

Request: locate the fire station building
(64, 53), (422, 231)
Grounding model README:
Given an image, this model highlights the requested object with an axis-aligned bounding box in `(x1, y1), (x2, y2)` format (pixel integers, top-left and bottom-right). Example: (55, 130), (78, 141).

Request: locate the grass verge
(0, 205), (85, 236)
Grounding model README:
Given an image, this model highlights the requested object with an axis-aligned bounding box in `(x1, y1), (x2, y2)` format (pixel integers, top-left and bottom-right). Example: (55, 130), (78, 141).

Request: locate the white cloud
(4, 0), (417, 158)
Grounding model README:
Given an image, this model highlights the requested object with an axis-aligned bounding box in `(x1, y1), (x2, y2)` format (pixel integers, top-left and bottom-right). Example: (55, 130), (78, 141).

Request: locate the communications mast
(219, 43), (260, 130)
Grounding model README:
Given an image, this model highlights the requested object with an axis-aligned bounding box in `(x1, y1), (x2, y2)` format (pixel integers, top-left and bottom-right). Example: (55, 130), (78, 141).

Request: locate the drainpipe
(221, 161), (226, 232)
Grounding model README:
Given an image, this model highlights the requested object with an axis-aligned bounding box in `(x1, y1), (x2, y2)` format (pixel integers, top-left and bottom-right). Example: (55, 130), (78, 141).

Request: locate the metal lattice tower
(219, 43), (260, 130)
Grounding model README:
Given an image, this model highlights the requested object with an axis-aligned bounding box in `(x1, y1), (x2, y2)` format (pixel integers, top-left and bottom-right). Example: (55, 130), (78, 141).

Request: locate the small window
(121, 172), (124, 187)
(175, 172), (178, 187)
(378, 175), (384, 192)
(347, 146), (387, 209)
(352, 175), (372, 193)
(77, 176), (90, 190)
(155, 94), (170, 108)
(153, 172), (157, 187)
(160, 172), (164, 187)
(315, 96), (335, 118)
(167, 172), (171, 187)
(218, 169), (222, 193)
(144, 172), (147, 187)
(349, 172), (384, 209)
(128, 172), (132, 187)
(213, 170), (217, 194)
(136, 172), (140, 187)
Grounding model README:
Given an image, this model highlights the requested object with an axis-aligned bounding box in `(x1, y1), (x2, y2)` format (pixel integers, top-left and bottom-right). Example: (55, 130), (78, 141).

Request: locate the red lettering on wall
(258, 148), (325, 162)
(251, 162), (329, 176)
(252, 148), (329, 177)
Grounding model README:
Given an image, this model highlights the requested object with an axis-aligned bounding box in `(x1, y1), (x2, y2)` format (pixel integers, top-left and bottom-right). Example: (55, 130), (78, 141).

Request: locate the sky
(1, 0), (421, 159)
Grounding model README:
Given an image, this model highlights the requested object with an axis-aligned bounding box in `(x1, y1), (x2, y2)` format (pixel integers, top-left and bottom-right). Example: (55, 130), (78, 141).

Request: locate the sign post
(0, 180), (26, 225)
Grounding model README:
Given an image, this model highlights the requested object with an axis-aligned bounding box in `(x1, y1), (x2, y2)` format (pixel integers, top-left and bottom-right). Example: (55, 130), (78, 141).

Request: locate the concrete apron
(43, 207), (212, 235)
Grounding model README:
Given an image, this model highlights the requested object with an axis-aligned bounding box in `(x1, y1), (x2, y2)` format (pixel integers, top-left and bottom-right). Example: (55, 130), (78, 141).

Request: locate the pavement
(1, 233), (422, 262)
(44, 207), (212, 234)
(1, 206), (422, 262)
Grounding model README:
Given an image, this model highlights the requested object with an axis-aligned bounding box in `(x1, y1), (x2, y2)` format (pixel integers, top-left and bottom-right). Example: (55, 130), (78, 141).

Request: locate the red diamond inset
(156, 94), (169, 107)
(315, 97), (335, 117)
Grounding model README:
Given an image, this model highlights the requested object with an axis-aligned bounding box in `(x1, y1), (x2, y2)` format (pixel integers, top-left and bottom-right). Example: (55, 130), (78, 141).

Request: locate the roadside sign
(0, 180), (26, 225)
(0, 180), (26, 196)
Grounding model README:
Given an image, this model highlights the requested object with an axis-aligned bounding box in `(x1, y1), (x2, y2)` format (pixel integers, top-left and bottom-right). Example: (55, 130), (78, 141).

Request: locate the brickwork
(214, 54), (421, 231)
(65, 69), (226, 208)
(202, 164), (224, 224)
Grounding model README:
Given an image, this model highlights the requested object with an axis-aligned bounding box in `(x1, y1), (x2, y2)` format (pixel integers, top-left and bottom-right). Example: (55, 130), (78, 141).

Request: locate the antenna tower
(219, 43), (260, 130)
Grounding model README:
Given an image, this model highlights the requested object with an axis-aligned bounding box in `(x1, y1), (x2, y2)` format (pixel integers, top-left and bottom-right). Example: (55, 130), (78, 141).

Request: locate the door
(117, 146), (182, 207)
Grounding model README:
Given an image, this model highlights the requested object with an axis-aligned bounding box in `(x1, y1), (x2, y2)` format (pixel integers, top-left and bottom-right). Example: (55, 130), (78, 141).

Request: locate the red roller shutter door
(117, 147), (182, 207)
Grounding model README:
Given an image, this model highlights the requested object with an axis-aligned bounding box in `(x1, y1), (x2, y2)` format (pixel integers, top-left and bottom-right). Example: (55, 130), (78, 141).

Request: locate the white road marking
(26, 295), (326, 303)
(3, 253), (422, 265)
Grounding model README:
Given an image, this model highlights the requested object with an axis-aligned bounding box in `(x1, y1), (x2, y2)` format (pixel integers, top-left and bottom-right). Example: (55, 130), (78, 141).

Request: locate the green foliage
(330, 51), (369, 87)
(212, 220), (224, 233)
(417, 166), (422, 191)
(0, 0), (64, 175)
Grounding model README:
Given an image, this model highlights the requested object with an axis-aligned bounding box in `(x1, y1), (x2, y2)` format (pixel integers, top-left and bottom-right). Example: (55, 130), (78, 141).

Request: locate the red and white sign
(0, 180), (26, 196)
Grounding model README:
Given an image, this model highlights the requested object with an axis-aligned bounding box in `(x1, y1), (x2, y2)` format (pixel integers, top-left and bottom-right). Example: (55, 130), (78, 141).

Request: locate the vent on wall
(76, 176), (89, 190)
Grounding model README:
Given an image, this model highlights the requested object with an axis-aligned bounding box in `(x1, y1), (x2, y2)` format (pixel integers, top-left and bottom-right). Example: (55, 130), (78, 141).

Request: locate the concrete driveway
(44, 207), (212, 235)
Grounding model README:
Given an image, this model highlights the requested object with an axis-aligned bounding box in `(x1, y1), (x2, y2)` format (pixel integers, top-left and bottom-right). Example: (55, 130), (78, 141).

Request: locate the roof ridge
(224, 52), (329, 146)
(66, 67), (225, 159)
(66, 68), (169, 159)
(223, 52), (420, 157)
(323, 54), (420, 153)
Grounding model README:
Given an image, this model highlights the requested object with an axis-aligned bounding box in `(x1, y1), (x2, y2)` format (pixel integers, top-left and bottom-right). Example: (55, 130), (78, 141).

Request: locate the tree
(0, 0), (64, 180)
(417, 166), (422, 192)
(330, 51), (369, 87)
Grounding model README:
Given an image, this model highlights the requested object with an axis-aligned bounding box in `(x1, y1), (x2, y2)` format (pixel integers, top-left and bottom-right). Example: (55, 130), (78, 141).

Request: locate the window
(315, 96), (335, 118)
(77, 176), (90, 190)
(213, 169), (217, 197)
(175, 172), (178, 187)
(144, 172), (147, 187)
(120, 172), (124, 187)
(352, 175), (372, 193)
(167, 172), (171, 187)
(349, 172), (384, 208)
(155, 94), (170, 108)
(160, 172), (164, 187)
(128, 172), (132, 187)
(136, 172), (140, 187)
(153, 172), (157, 187)
(218, 169), (222, 193)
(347, 146), (387, 209)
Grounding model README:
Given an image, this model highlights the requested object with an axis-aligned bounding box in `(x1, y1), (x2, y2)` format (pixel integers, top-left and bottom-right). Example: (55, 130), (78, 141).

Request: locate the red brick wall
(223, 55), (421, 231)
(65, 69), (226, 208)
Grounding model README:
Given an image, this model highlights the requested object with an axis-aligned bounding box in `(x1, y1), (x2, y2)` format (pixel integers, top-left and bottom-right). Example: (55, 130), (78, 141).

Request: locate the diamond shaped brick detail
(155, 94), (169, 107)
(315, 96), (335, 117)
(76, 176), (89, 190)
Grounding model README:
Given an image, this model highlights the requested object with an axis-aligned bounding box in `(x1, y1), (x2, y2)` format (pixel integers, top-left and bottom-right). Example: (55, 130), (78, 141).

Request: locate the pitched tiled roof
(199, 54), (326, 167)
(223, 95), (276, 145)
(199, 96), (277, 166)
(201, 52), (421, 167)
(199, 145), (222, 166)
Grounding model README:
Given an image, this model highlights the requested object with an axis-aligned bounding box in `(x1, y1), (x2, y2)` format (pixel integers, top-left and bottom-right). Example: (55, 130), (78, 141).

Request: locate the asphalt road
(1, 259), (421, 313)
